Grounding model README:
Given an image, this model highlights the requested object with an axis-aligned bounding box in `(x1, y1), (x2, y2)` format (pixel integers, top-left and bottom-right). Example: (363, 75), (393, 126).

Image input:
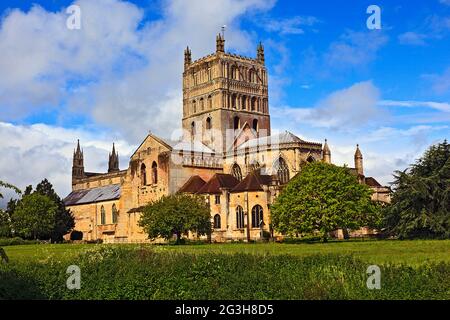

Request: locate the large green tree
(12, 193), (58, 240)
(35, 179), (75, 242)
(384, 140), (449, 239)
(139, 193), (211, 244)
(271, 162), (376, 241)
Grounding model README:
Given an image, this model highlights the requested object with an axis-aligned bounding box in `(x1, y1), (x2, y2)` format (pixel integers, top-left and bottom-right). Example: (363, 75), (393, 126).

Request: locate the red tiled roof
(365, 177), (382, 187)
(196, 174), (239, 194)
(178, 175), (206, 193)
(231, 170), (273, 193)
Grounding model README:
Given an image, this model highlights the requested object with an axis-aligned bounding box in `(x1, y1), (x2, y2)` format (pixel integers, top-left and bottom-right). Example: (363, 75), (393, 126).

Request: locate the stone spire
(257, 42), (265, 64)
(322, 139), (331, 164)
(216, 33), (225, 53)
(184, 46), (192, 69)
(72, 139), (84, 181)
(108, 143), (119, 173)
(354, 144), (363, 176)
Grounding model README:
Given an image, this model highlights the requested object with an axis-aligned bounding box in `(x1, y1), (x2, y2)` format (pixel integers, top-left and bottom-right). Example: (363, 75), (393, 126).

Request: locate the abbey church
(64, 34), (390, 243)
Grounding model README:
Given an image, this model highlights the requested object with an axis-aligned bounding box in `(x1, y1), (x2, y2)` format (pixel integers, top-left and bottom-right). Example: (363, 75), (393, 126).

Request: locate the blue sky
(0, 0), (449, 201)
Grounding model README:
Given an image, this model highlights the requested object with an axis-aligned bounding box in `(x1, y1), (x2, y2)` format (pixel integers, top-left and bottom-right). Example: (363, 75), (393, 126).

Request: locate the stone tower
(322, 139), (331, 164)
(182, 34), (270, 153)
(72, 139), (84, 183)
(108, 143), (119, 173)
(354, 144), (363, 176)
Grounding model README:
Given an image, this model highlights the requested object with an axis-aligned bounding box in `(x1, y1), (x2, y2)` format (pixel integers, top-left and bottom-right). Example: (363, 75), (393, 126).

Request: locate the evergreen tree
(384, 140), (450, 239)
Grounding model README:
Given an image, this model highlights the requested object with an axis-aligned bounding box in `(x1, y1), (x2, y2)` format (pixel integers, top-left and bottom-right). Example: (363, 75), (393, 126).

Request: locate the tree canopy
(0, 179), (74, 242)
(139, 193), (211, 243)
(271, 162), (377, 241)
(384, 140), (449, 239)
(34, 179), (75, 242)
(12, 193), (58, 240)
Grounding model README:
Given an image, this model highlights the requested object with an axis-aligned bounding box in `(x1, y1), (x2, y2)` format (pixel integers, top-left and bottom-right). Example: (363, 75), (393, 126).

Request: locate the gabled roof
(365, 177), (382, 187)
(231, 170), (273, 193)
(130, 133), (173, 159)
(236, 131), (319, 150)
(64, 184), (121, 206)
(178, 175), (206, 193)
(196, 173), (240, 194)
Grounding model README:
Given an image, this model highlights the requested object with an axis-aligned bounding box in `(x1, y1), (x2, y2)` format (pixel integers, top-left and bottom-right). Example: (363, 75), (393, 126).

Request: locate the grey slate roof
(64, 184), (121, 206)
(237, 131), (319, 150)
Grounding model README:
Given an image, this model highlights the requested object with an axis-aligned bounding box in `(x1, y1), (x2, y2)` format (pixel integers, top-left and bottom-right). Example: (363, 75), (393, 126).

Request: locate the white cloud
(0, 0), (275, 142)
(422, 67), (450, 96)
(0, 122), (134, 207)
(323, 30), (388, 71)
(264, 16), (320, 35)
(272, 81), (383, 129)
(379, 100), (450, 112)
(398, 32), (427, 46)
(0, 0), (143, 119)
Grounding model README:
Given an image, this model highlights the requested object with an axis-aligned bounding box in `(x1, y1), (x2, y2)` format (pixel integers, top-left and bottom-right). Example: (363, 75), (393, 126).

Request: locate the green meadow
(1, 240), (449, 300)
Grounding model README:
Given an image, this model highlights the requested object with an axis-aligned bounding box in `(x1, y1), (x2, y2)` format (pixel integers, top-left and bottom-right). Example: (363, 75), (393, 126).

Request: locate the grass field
(3, 239), (450, 265)
(1, 240), (449, 299)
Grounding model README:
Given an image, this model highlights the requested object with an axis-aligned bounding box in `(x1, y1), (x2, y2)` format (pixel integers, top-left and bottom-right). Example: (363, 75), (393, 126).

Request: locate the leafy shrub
(0, 237), (42, 246)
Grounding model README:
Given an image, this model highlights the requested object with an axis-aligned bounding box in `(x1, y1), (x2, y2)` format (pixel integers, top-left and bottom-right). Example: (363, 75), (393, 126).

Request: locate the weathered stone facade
(64, 34), (390, 243)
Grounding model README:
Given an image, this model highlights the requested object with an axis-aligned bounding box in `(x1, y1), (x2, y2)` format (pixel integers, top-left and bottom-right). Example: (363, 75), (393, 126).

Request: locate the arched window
(112, 204), (118, 224)
(307, 156), (315, 163)
(236, 206), (244, 229)
(241, 96), (246, 110)
(250, 161), (260, 172)
(276, 157), (290, 185)
(251, 205), (263, 228)
(251, 97), (256, 111)
(213, 214), (221, 229)
(206, 117), (212, 130)
(232, 163), (242, 181)
(233, 116), (240, 130)
(207, 95), (212, 109)
(100, 205), (106, 225)
(192, 100), (196, 114)
(152, 161), (158, 184)
(232, 65), (239, 80)
(191, 121), (196, 137)
(248, 70), (254, 83)
(140, 163), (147, 186)
(200, 98), (204, 111)
(252, 119), (258, 132)
(231, 94), (237, 109)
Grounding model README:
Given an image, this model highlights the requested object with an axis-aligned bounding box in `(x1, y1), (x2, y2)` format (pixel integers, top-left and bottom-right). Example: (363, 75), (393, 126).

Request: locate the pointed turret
(354, 144), (363, 176)
(216, 33), (225, 53)
(257, 42), (265, 64)
(72, 139), (84, 182)
(108, 143), (119, 173)
(184, 46), (192, 69)
(322, 139), (331, 164)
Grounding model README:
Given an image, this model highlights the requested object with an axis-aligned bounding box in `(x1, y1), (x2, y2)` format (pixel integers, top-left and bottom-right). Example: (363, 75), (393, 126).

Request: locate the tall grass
(1, 246), (448, 300)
